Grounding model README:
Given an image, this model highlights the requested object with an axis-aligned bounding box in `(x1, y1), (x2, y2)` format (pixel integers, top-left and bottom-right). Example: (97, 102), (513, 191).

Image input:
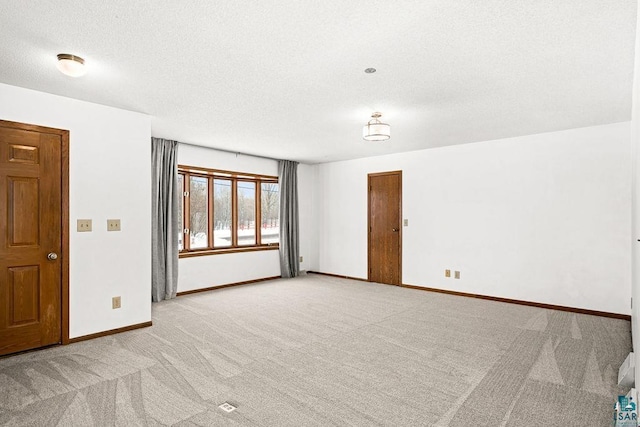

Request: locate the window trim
(178, 164), (279, 257)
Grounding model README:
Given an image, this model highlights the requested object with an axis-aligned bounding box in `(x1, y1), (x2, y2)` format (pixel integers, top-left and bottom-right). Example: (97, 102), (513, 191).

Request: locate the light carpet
(0, 274), (631, 426)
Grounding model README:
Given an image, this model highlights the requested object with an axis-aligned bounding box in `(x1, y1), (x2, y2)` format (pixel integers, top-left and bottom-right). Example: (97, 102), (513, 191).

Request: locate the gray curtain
(151, 138), (179, 301)
(278, 160), (299, 278)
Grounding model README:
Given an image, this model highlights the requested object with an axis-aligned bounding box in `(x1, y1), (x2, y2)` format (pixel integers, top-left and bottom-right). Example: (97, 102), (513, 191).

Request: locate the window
(261, 182), (279, 244)
(177, 165), (279, 256)
(189, 176), (209, 249)
(237, 181), (256, 246)
(177, 174), (184, 250)
(213, 179), (232, 248)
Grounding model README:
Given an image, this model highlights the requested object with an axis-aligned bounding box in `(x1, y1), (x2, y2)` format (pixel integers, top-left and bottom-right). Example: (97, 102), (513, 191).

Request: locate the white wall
(318, 122), (632, 315)
(631, 0), (640, 389)
(0, 83), (152, 338)
(298, 163), (319, 272)
(176, 144), (318, 292)
(179, 250), (281, 292)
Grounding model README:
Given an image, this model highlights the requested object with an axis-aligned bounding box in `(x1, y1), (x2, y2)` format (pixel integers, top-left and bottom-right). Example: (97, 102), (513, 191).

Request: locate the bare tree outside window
(213, 179), (232, 247)
(189, 176), (208, 249)
(261, 183), (279, 244)
(237, 181), (256, 246)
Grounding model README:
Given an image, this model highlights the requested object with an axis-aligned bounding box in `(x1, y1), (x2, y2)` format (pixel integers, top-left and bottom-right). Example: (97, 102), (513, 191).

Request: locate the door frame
(1, 120), (70, 345)
(367, 170), (402, 285)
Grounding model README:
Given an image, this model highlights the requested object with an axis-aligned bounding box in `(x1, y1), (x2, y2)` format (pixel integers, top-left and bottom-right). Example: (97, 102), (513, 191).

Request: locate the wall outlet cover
(454, 271), (460, 279)
(445, 269), (451, 278)
(107, 219), (121, 231)
(77, 219), (92, 232)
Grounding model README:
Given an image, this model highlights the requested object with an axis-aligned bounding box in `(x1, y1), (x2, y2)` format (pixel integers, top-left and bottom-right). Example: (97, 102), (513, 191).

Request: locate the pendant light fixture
(56, 54), (86, 77)
(362, 112), (390, 141)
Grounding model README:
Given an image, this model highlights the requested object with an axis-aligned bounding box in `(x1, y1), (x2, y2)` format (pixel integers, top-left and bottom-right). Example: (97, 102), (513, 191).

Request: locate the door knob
(47, 252), (58, 261)
(392, 228), (399, 232)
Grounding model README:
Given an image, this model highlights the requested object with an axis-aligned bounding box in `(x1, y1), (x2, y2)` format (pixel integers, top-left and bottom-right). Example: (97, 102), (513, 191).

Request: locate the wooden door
(0, 120), (67, 356)
(368, 171), (402, 285)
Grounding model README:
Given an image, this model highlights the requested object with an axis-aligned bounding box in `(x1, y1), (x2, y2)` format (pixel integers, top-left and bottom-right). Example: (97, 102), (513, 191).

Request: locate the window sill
(179, 244), (279, 258)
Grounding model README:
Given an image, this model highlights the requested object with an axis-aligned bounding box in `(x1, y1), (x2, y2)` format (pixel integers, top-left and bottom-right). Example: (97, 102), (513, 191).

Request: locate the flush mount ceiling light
(363, 112), (390, 141)
(56, 53), (86, 77)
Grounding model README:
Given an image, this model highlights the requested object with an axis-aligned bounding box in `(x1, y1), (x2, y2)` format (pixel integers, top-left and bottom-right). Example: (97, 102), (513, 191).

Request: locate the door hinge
(183, 191), (189, 197)
(369, 226), (372, 232)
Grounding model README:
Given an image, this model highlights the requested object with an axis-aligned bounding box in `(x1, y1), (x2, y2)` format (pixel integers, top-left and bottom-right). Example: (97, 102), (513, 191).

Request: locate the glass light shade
(363, 122), (391, 141)
(56, 54), (86, 77)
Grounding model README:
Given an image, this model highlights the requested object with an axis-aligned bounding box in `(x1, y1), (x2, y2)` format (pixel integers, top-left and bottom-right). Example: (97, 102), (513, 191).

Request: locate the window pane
(178, 174), (184, 250)
(261, 182), (279, 244)
(189, 176), (209, 249)
(213, 179), (232, 248)
(237, 181), (256, 246)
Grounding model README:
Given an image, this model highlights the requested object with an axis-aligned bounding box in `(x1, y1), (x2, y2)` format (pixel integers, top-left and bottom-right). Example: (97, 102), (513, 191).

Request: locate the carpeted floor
(0, 274), (631, 426)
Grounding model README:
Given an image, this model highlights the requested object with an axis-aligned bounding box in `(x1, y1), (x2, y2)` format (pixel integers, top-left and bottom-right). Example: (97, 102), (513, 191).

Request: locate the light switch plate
(77, 219), (92, 232)
(403, 219), (408, 226)
(112, 296), (121, 309)
(107, 219), (121, 231)
(454, 271), (461, 279)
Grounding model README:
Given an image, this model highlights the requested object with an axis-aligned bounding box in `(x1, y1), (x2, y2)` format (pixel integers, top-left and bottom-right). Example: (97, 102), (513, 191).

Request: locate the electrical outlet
(454, 271), (460, 279)
(107, 219), (121, 231)
(299, 255), (304, 263)
(77, 219), (92, 232)
(445, 269), (451, 278)
(112, 296), (121, 309)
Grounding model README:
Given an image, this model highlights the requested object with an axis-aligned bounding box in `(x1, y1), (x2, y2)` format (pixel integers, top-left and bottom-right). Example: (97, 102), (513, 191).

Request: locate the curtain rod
(177, 141), (281, 163)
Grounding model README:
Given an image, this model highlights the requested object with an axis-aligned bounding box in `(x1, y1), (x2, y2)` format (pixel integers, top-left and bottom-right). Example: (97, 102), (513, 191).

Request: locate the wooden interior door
(0, 120), (67, 356)
(368, 171), (402, 285)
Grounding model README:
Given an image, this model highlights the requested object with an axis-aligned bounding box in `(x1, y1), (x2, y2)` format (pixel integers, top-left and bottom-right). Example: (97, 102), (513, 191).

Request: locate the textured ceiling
(0, 1), (636, 163)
